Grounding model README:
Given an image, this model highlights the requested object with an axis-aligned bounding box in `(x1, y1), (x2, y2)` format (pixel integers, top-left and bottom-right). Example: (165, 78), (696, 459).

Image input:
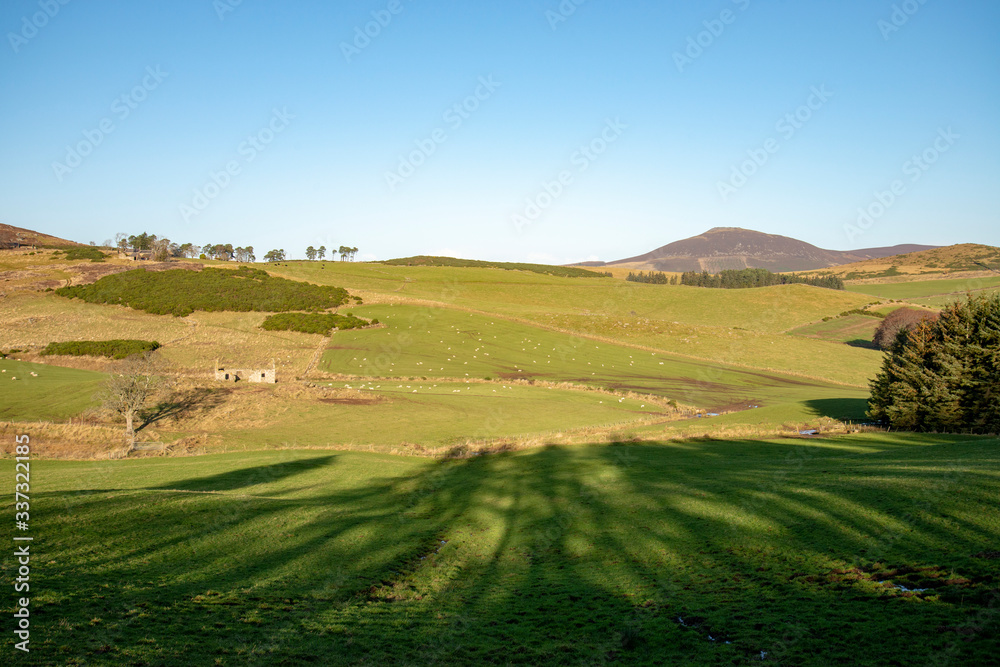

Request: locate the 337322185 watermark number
(13, 434), (32, 653)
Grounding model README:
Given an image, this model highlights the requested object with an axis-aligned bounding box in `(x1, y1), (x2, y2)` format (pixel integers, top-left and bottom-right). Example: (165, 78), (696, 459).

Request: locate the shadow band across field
(16, 435), (1000, 665)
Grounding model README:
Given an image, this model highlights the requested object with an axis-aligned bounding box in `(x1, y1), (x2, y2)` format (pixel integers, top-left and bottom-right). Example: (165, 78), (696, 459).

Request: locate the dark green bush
(41, 339), (161, 359)
(380, 256), (608, 278)
(838, 309), (885, 319)
(62, 247), (106, 262)
(55, 266), (352, 317)
(260, 312), (372, 336)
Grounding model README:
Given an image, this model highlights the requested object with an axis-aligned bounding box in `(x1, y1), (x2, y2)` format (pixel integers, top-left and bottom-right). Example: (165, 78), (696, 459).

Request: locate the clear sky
(2, 0), (998, 262)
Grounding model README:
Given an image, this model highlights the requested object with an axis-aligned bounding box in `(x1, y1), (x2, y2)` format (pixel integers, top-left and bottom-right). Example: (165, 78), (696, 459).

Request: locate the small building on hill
(214, 359), (276, 384)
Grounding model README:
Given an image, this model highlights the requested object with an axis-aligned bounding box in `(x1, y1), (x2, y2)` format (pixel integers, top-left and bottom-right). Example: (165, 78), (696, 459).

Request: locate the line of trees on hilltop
(304, 245), (358, 261)
(680, 268), (844, 290)
(105, 232), (359, 264)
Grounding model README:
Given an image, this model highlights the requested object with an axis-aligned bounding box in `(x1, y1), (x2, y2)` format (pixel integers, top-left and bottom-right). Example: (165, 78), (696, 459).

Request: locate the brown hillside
(803, 243), (1000, 279)
(0, 223), (81, 248)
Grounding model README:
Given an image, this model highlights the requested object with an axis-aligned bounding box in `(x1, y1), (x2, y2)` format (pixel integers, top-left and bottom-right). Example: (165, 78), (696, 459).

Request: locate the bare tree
(152, 237), (172, 262)
(99, 353), (163, 452)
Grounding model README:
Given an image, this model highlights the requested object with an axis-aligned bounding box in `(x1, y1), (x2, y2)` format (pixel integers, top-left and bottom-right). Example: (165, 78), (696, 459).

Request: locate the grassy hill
(380, 255), (609, 277)
(0, 222), (82, 248)
(0, 359), (105, 420)
(804, 243), (1000, 279)
(846, 275), (1000, 308)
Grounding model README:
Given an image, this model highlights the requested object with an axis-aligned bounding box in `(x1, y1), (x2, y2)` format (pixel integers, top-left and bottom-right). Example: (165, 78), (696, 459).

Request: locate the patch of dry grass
(0, 291), (324, 376)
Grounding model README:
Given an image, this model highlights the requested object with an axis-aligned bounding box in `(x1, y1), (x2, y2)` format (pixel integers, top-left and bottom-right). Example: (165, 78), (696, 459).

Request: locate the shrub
(872, 307), (938, 350)
(838, 309), (884, 319)
(41, 340), (161, 359)
(55, 266), (352, 317)
(868, 294), (1000, 433)
(63, 247), (106, 262)
(379, 256), (609, 278)
(260, 312), (372, 336)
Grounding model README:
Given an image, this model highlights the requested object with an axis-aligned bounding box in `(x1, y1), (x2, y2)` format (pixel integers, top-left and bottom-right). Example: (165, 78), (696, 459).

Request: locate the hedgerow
(55, 266), (353, 317)
(41, 339), (161, 359)
(260, 312), (373, 335)
(380, 256), (608, 278)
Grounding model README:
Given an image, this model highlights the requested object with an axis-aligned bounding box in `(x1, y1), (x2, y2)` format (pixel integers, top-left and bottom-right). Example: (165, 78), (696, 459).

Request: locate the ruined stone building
(214, 359), (276, 384)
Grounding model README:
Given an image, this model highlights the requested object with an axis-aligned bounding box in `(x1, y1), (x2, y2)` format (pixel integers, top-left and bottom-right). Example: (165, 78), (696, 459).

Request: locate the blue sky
(2, 1), (998, 262)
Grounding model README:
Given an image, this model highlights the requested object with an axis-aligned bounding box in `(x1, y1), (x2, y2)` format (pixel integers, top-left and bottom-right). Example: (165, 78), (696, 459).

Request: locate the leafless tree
(99, 353), (163, 451)
(152, 237), (172, 262)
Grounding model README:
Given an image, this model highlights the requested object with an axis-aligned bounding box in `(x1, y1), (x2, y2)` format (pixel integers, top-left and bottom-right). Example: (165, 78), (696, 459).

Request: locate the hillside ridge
(0, 223), (81, 248)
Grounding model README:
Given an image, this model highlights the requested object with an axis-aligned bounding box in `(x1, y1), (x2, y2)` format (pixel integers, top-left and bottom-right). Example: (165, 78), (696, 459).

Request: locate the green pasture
(0, 359), (104, 421)
(4, 434), (998, 665)
(846, 275), (1000, 301)
(269, 261), (874, 333)
(787, 314), (881, 346)
(320, 304), (860, 412)
(541, 312), (882, 386)
(220, 381), (667, 450)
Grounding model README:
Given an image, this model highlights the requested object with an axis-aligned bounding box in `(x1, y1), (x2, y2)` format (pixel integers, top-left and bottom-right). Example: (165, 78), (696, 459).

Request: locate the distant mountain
(0, 223), (81, 248)
(593, 228), (939, 273)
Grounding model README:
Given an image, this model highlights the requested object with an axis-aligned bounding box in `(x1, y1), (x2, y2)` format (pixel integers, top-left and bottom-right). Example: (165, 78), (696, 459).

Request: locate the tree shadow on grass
(137, 386), (228, 431)
(804, 396), (870, 421)
(845, 338), (880, 350)
(151, 454), (337, 492)
(24, 436), (1000, 666)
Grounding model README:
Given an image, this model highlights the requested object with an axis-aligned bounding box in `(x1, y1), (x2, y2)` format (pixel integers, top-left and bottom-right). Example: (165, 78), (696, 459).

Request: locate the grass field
(269, 261), (882, 386)
(4, 434), (998, 665)
(271, 261), (874, 333)
(846, 275), (1000, 302)
(0, 291), (322, 376)
(0, 359), (105, 421)
(319, 304), (866, 411)
(787, 314), (881, 347)
(178, 381), (677, 452)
